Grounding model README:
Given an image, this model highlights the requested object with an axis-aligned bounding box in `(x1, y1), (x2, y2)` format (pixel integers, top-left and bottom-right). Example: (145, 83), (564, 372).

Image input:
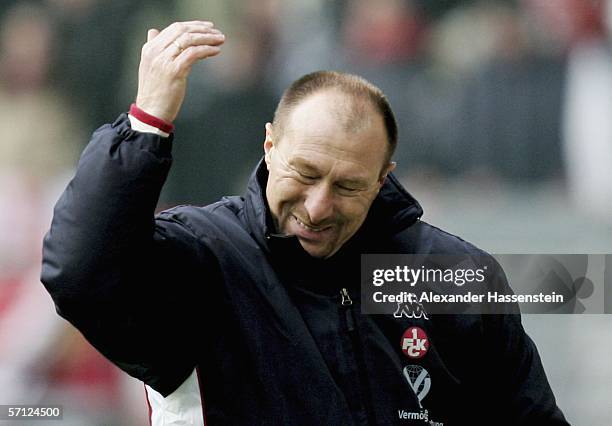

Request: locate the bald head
(272, 71), (398, 165)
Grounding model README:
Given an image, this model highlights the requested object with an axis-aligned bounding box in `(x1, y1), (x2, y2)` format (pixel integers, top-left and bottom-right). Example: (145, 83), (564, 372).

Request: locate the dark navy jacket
(41, 114), (569, 425)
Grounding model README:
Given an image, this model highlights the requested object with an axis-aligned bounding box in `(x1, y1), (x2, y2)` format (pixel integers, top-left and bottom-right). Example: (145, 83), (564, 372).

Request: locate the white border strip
(145, 368), (204, 425)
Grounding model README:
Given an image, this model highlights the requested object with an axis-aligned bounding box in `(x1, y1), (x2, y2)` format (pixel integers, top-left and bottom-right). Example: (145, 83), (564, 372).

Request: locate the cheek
(336, 196), (375, 224)
(269, 177), (304, 207)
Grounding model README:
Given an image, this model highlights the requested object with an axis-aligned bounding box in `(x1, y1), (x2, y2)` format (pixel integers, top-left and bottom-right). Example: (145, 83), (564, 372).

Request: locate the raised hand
(135, 21), (225, 123)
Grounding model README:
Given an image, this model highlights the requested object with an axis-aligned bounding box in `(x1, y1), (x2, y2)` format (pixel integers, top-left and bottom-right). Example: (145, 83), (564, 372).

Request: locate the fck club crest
(401, 326), (429, 359)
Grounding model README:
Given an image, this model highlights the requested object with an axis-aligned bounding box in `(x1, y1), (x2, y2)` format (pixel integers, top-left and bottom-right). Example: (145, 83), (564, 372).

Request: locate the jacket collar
(244, 158), (423, 258)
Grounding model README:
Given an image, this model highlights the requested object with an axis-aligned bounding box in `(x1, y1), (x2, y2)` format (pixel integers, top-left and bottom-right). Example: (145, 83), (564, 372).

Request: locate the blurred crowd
(0, 0), (611, 424)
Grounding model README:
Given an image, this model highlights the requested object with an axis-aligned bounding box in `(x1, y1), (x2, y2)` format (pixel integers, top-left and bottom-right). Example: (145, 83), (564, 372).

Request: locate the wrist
(129, 103), (174, 134)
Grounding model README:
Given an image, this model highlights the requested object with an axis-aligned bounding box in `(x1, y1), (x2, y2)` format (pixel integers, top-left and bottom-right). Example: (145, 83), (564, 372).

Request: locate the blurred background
(0, 0), (610, 424)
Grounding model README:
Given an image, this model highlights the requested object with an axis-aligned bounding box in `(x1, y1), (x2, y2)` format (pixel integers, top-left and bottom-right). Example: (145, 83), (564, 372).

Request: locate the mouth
(293, 215), (330, 232)
(290, 215), (334, 242)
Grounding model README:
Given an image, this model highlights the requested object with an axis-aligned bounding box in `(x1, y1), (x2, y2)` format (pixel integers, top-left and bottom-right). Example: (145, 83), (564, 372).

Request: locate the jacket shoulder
(155, 196), (247, 242)
(393, 219), (492, 258)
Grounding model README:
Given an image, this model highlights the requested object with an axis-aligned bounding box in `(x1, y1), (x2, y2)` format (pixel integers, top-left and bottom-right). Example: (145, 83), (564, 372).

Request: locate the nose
(303, 183), (334, 225)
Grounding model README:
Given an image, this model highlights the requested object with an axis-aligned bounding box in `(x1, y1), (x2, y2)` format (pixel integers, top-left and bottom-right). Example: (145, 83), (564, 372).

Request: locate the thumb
(147, 28), (160, 42)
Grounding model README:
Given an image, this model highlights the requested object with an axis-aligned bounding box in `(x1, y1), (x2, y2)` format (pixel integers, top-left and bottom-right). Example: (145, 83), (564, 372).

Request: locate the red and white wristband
(128, 103), (174, 138)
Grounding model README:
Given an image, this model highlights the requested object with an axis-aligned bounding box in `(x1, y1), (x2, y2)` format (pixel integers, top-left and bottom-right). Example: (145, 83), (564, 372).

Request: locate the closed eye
(335, 184), (361, 195)
(299, 171), (317, 179)
(295, 170), (318, 182)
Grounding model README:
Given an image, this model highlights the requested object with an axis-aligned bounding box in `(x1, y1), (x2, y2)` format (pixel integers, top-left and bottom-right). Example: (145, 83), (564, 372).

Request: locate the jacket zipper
(341, 287), (355, 331)
(339, 288), (375, 425)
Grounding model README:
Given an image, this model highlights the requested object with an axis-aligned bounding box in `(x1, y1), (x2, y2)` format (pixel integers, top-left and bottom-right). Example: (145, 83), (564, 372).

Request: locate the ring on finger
(172, 40), (184, 53)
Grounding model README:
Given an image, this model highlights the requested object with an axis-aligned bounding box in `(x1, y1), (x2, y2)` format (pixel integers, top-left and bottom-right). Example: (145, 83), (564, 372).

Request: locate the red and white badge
(401, 326), (429, 359)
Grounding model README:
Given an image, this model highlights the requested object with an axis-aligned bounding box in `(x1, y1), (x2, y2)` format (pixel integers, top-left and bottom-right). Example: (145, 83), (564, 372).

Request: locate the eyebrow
(289, 158), (320, 174)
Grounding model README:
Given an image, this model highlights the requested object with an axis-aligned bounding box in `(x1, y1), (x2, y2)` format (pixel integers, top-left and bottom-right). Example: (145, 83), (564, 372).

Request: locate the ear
(264, 122), (274, 170)
(378, 162), (397, 186)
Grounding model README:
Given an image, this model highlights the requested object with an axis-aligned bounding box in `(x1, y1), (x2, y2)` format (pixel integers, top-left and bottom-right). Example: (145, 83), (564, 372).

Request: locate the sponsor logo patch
(403, 365), (431, 407)
(401, 327), (429, 359)
(393, 300), (429, 319)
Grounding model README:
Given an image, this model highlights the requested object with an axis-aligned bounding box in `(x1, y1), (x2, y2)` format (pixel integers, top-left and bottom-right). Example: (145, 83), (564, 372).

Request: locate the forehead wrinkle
(280, 128), (370, 169)
(288, 142), (372, 166)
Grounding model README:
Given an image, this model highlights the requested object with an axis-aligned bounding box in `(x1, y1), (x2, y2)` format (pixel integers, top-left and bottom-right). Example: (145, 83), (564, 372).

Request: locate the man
(41, 21), (568, 425)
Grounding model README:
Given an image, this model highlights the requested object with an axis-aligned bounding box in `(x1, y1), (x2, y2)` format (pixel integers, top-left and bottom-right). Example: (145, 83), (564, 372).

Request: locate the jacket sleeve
(41, 114), (214, 396)
(483, 260), (570, 425)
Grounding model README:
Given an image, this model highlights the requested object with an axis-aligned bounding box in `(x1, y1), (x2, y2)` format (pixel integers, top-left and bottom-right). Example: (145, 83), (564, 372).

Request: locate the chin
(298, 239), (335, 259)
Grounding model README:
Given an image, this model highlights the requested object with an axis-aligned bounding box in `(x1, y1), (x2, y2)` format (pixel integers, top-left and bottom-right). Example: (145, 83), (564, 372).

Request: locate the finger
(174, 45), (222, 77)
(152, 26), (222, 57)
(147, 28), (160, 42)
(152, 21), (217, 49)
(160, 31), (225, 61)
(163, 28), (225, 49)
(173, 20), (215, 27)
(174, 32), (226, 51)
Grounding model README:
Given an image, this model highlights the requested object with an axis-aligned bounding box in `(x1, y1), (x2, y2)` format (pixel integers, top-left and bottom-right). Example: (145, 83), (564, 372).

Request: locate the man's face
(264, 90), (394, 258)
